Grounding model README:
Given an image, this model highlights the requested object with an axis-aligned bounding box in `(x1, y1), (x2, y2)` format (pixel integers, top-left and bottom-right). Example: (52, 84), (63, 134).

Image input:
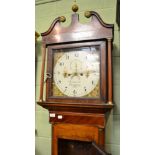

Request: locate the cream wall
(35, 0), (120, 155)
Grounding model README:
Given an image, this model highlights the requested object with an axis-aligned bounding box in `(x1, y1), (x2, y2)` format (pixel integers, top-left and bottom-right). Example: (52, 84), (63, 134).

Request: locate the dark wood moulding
(37, 101), (113, 114)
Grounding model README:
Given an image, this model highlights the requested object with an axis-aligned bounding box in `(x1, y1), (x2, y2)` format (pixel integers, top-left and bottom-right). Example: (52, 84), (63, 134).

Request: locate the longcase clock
(37, 4), (114, 155)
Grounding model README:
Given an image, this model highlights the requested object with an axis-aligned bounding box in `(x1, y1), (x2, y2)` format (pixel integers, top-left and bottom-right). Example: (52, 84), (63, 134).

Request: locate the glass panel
(58, 139), (92, 155)
(52, 46), (100, 98)
(58, 139), (109, 155)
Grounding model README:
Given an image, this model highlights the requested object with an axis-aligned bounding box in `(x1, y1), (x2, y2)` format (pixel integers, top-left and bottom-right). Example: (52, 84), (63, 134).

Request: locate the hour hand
(63, 71), (74, 78)
(63, 72), (68, 78)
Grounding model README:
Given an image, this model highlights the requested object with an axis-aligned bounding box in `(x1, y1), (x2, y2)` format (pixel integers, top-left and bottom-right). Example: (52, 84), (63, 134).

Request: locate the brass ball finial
(72, 4), (79, 13)
(85, 11), (91, 18)
(59, 16), (66, 22)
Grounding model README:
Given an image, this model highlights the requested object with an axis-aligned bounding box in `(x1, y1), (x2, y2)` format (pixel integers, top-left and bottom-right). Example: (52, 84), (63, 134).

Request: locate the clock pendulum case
(37, 4), (114, 155)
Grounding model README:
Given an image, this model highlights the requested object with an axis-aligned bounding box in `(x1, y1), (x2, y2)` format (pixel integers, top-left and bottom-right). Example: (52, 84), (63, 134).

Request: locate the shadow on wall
(35, 149), (41, 155)
(35, 41), (42, 61)
(112, 44), (119, 57)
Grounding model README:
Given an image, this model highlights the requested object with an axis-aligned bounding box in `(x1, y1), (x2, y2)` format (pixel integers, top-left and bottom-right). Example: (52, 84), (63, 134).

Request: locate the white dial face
(53, 48), (100, 97)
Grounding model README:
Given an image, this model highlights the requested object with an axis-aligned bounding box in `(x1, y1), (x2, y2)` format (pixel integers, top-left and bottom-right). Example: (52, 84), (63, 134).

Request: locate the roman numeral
(59, 62), (64, 66)
(84, 87), (87, 92)
(66, 55), (69, 60)
(75, 53), (79, 57)
(64, 86), (67, 92)
(73, 90), (77, 94)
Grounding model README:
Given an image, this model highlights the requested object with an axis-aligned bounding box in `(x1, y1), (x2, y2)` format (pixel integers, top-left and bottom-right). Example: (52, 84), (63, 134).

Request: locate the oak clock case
(37, 6), (114, 155)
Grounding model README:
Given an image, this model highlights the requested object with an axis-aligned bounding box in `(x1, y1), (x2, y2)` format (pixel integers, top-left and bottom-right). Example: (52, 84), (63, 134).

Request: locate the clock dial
(53, 46), (100, 98)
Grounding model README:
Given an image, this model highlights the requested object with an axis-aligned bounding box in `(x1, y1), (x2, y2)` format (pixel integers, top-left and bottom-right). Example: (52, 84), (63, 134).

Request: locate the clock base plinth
(50, 112), (111, 155)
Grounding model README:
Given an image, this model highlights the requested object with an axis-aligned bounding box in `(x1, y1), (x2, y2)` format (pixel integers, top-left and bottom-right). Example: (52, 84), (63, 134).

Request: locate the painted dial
(53, 50), (100, 97)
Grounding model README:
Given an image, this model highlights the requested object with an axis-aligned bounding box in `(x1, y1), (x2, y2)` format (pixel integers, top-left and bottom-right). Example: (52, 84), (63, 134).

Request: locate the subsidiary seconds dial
(53, 50), (100, 97)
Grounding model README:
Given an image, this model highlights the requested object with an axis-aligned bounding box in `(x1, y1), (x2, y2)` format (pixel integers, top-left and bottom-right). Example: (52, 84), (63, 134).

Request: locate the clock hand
(75, 63), (78, 75)
(63, 70), (77, 78)
(77, 70), (99, 78)
(63, 66), (79, 78)
(69, 70), (93, 78)
(63, 67), (68, 78)
(70, 72), (80, 79)
(66, 62), (83, 79)
(70, 63), (80, 78)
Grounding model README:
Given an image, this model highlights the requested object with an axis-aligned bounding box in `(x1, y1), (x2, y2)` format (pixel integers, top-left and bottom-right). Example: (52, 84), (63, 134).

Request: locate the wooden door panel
(52, 124), (99, 155)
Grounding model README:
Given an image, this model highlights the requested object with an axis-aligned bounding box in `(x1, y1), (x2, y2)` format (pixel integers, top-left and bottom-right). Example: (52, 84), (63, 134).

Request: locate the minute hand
(82, 70), (98, 78)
